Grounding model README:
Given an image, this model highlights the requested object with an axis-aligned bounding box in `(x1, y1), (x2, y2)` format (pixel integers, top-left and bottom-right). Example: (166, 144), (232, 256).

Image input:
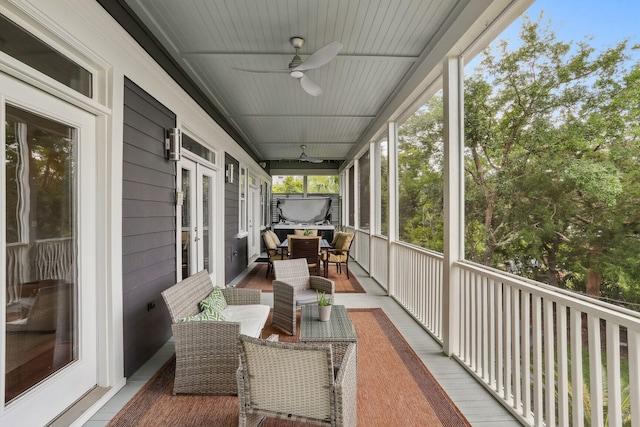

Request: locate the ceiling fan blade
(231, 66), (290, 74)
(294, 41), (342, 71)
(300, 75), (322, 96)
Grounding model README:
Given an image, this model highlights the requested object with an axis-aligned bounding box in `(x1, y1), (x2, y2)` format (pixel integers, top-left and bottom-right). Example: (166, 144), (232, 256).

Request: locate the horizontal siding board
(123, 87), (175, 128)
(123, 231), (175, 256)
(122, 180), (175, 203)
(122, 136), (174, 173)
(122, 200), (175, 218)
(123, 123), (165, 158)
(122, 263), (176, 295)
(123, 162), (174, 188)
(123, 105), (167, 142)
(122, 244), (175, 275)
(123, 216), (176, 237)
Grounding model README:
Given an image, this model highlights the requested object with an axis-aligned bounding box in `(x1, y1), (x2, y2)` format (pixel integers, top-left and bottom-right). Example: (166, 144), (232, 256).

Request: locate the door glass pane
(202, 175), (210, 272)
(181, 168), (191, 279)
(5, 106), (76, 403)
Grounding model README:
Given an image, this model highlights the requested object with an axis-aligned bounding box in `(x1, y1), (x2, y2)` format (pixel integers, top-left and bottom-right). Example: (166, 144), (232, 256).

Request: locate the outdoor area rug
(235, 263), (366, 293)
(107, 308), (469, 426)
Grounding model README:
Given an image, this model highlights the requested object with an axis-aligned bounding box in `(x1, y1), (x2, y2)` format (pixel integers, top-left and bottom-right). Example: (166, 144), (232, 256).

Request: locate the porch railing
(393, 242), (444, 342)
(354, 231), (640, 427)
(455, 262), (640, 427)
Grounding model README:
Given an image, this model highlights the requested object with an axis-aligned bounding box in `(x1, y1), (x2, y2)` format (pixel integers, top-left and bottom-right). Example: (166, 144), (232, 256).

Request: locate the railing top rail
(392, 240), (444, 260)
(457, 260), (640, 327)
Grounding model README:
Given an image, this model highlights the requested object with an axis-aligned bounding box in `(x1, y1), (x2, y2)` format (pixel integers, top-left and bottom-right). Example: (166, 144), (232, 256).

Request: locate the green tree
(272, 176), (303, 193)
(398, 96), (445, 251)
(464, 13), (639, 299)
(307, 176), (339, 193)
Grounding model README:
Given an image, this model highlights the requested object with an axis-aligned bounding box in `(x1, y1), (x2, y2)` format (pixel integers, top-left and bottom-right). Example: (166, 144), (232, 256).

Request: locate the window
(0, 14), (92, 97)
(307, 176), (339, 194)
(182, 133), (216, 164)
(378, 139), (389, 236)
(358, 151), (370, 230)
(348, 166), (355, 226)
(397, 95), (444, 251)
(272, 175), (303, 194)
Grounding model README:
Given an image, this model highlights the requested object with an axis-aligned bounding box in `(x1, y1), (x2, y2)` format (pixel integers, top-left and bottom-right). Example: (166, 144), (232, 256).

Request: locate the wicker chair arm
(221, 288), (261, 305)
(309, 276), (334, 295)
(272, 280), (296, 302)
(171, 320), (242, 394)
(272, 280), (297, 335)
(334, 343), (358, 426)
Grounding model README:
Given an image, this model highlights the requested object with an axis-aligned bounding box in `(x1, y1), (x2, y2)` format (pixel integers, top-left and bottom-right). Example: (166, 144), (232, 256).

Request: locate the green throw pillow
(180, 307), (225, 322)
(200, 287), (228, 312)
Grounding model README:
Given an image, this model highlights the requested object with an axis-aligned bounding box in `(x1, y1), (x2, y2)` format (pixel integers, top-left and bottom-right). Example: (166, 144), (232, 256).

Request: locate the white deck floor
(83, 262), (522, 426)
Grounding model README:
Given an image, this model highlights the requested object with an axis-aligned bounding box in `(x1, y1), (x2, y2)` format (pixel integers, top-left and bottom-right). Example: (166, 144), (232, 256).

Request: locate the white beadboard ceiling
(123, 0), (531, 171)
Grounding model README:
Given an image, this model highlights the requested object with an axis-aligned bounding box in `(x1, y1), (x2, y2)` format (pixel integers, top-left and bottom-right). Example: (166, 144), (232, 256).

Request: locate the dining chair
(322, 232), (355, 278)
(288, 235), (322, 275)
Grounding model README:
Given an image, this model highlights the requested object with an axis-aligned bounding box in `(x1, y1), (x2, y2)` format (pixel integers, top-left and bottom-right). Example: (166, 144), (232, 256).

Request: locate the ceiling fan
(232, 37), (342, 96)
(298, 145), (323, 163)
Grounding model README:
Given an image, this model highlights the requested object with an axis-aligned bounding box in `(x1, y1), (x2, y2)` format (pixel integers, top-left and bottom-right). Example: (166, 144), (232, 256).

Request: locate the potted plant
(316, 289), (332, 321)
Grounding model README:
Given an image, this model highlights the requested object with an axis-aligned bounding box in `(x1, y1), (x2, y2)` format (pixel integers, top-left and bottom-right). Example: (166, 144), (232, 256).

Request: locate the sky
(501, 0), (640, 51)
(466, 0), (640, 73)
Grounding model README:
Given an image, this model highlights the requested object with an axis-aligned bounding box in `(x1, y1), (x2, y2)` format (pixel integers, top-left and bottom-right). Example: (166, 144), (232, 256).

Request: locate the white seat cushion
(222, 304), (270, 338)
(296, 289), (318, 306)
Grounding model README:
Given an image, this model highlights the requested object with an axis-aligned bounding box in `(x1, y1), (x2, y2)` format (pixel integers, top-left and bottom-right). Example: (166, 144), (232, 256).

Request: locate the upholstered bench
(161, 270), (270, 395)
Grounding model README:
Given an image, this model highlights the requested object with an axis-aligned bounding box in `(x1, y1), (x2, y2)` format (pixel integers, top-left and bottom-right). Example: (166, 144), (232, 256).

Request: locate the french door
(1, 74), (97, 425)
(180, 157), (217, 279)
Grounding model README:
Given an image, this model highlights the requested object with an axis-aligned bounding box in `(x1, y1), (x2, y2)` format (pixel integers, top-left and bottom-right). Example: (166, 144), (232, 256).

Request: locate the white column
(442, 56), (464, 356)
(387, 121), (398, 296)
(353, 158), (359, 230)
(369, 141), (377, 275)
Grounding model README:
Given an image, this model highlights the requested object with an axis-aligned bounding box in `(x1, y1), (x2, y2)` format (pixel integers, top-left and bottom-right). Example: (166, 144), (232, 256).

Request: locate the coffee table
(300, 304), (358, 364)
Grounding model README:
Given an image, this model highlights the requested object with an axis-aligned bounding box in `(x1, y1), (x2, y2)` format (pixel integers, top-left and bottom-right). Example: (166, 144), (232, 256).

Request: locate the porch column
(353, 158), (359, 230)
(369, 141), (376, 275)
(442, 56), (464, 356)
(387, 120), (399, 297)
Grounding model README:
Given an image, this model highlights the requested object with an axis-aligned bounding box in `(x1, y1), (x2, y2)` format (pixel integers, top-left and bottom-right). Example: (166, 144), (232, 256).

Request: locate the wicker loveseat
(161, 270), (270, 394)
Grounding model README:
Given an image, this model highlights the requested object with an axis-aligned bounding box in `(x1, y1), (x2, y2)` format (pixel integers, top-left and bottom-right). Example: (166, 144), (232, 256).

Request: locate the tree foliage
(398, 13), (640, 305)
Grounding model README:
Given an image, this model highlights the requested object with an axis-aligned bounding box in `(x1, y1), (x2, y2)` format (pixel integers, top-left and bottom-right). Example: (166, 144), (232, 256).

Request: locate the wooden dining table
(278, 238), (332, 277)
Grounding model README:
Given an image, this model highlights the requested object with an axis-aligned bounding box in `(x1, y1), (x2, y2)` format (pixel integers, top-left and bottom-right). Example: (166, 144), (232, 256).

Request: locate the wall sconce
(225, 163), (234, 183)
(165, 128), (181, 161)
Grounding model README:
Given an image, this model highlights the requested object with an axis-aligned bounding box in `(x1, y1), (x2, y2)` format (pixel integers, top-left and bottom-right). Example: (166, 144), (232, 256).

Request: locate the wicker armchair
(272, 258), (334, 335)
(237, 335), (357, 427)
(161, 270), (265, 394)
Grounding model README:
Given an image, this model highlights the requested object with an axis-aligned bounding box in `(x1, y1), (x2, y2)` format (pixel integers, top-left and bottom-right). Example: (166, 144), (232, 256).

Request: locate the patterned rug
(235, 263), (366, 293)
(107, 308), (469, 427)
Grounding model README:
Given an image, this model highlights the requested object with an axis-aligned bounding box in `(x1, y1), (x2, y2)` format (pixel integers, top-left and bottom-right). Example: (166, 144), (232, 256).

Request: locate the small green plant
(303, 229), (312, 236)
(316, 289), (332, 306)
